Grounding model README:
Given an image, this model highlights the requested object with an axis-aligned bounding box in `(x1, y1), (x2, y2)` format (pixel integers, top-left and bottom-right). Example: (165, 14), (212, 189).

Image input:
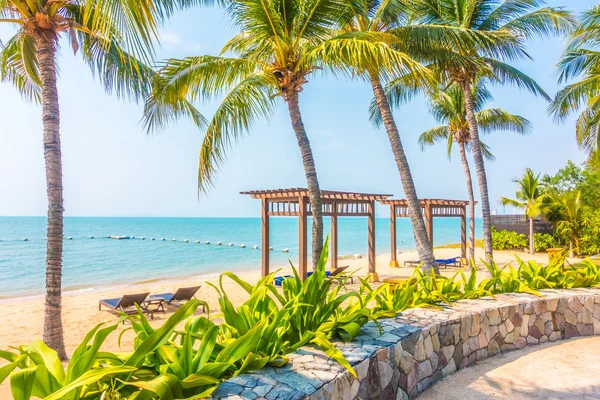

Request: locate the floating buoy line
(11, 234), (294, 253)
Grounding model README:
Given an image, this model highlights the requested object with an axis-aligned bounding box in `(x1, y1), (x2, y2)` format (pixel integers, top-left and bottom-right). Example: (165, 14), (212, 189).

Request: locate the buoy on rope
(160, 238), (166, 241)
(89, 236), (94, 239)
(131, 236), (135, 239)
(105, 235), (110, 238)
(195, 240), (200, 244)
(240, 244), (246, 248)
(228, 243), (234, 246)
(172, 239), (177, 242)
(216, 242), (222, 245)
(282, 248), (289, 253)
(184, 239), (189, 243)
(151, 237), (156, 240)
(204, 241), (210, 245)
(269, 247), (273, 251)
(141, 237), (146, 240)
(23, 238), (29, 242)
(253, 245), (259, 249)
(68, 237), (73, 240)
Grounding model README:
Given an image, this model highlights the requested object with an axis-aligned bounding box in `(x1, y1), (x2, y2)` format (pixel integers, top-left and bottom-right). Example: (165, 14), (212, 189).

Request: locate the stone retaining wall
(210, 288), (600, 400)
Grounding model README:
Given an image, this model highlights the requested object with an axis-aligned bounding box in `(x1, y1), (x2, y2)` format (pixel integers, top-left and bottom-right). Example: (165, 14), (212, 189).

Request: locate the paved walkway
(419, 337), (600, 400)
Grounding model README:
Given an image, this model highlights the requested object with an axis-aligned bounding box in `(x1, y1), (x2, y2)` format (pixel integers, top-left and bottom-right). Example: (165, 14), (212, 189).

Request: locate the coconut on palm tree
(143, 0), (355, 271)
(419, 83), (531, 260)
(551, 5), (600, 154)
(401, 0), (573, 262)
(500, 168), (545, 255)
(0, 0), (192, 359)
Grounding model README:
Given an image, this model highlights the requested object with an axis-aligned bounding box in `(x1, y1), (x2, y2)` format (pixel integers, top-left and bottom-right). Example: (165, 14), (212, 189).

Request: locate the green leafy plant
(491, 227), (528, 251)
(533, 233), (558, 252)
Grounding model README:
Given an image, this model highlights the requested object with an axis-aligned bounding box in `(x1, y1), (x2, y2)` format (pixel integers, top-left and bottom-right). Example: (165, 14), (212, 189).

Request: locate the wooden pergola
(242, 188), (391, 281)
(378, 199), (474, 267)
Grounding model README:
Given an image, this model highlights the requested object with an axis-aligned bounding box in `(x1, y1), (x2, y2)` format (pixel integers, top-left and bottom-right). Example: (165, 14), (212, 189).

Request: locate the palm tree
(308, 0), (477, 273)
(551, 5), (600, 154)
(419, 83), (531, 260)
(400, 0), (572, 262)
(0, 0), (191, 359)
(500, 168), (545, 255)
(143, 0), (352, 270)
(545, 190), (584, 258)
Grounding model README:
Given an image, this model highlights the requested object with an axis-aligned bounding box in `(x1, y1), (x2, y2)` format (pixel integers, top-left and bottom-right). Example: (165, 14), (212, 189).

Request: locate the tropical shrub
(533, 233), (558, 252)
(491, 228), (528, 251)
(3, 251), (600, 399)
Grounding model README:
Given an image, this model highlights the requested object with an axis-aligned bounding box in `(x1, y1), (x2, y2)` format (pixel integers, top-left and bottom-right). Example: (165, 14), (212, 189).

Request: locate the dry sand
(0, 248), (576, 397)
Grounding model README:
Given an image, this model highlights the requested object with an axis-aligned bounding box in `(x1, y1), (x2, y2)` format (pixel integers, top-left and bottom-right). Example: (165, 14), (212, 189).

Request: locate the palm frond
(575, 108), (600, 154)
(550, 74), (600, 122)
(498, 7), (574, 39)
(0, 30), (41, 103)
(198, 73), (279, 193)
(485, 57), (551, 101)
(142, 55), (260, 133)
(306, 31), (434, 83)
(418, 125), (450, 150)
(476, 108), (532, 135)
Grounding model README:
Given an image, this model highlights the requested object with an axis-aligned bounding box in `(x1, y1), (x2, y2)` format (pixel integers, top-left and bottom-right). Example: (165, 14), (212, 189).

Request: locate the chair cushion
(149, 293), (174, 302)
(100, 298), (121, 309)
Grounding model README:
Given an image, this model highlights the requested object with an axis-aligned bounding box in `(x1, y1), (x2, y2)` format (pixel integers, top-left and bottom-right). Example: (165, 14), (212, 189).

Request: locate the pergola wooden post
(298, 195), (308, 279)
(242, 188), (391, 281)
(261, 199), (269, 277)
(390, 209), (399, 267)
(330, 202), (338, 271)
(381, 198), (475, 266)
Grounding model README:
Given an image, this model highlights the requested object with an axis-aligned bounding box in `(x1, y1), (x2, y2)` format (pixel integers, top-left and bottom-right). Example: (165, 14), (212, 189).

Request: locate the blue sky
(0, 0), (596, 217)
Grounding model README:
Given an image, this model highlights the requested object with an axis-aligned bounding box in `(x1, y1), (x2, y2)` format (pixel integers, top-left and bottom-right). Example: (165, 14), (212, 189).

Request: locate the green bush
(492, 227), (528, 250)
(3, 245), (600, 399)
(533, 233), (558, 252)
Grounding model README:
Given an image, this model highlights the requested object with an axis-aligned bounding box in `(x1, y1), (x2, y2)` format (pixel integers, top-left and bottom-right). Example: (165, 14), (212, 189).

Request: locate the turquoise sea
(0, 217), (482, 297)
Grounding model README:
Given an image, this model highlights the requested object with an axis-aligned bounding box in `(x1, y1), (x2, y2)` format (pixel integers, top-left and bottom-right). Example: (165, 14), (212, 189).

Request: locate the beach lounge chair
(404, 258), (460, 268)
(437, 257), (460, 267)
(327, 266), (354, 284)
(99, 292), (154, 319)
(149, 286), (205, 312)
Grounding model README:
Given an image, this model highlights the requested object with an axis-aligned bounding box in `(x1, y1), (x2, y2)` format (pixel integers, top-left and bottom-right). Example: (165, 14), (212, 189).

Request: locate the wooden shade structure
(379, 199), (475, 267)
(242, 188), (391, 281)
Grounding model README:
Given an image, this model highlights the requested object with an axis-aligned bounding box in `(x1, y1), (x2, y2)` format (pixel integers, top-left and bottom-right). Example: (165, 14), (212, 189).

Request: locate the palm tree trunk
(460, 80), (493, 263)
(285, 89), (323, 270)
(369, 72), (437, 273)
(458, 142), (476, 260)
(569, 238), (574, 258)
(37, 36), (67, 360)
(529, 216), (535, 255)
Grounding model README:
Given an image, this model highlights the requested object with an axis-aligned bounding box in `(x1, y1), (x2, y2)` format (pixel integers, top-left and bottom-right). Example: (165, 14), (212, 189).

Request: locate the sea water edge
(0, 216), (482, 299)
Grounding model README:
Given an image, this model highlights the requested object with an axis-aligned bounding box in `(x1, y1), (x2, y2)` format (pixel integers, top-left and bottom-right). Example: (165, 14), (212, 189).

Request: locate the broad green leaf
(10, 367), (36, 400)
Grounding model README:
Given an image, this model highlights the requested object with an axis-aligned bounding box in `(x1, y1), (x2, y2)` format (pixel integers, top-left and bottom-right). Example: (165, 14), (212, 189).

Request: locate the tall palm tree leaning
(403, 0), (573, 262)
(143, 0), (353, 270)
(551, 5), (600, 154)
(418, 83), (531, 260)
(308, 0), (477, 273)
(500, 168), (545, 255)
(0, 0), (192, 359)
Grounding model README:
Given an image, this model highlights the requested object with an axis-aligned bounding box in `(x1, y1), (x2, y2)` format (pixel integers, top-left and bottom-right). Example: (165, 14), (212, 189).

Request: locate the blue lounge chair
(404, 258), (461, 268)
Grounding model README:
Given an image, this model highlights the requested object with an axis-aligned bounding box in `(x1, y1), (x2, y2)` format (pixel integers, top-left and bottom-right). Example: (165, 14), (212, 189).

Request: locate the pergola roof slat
(241, 188), (391, 201)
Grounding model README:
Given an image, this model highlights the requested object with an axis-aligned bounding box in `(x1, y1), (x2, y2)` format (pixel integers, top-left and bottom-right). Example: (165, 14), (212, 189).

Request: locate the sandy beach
(0, 248), (579, 397)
